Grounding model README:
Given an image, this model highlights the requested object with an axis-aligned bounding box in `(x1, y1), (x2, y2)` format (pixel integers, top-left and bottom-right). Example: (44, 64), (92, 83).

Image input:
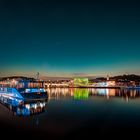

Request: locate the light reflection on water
(47, 88), (140, 101)
(1, 88), (140, 137)
(0, 100), (47, 116)
(1, 88), (140, 117)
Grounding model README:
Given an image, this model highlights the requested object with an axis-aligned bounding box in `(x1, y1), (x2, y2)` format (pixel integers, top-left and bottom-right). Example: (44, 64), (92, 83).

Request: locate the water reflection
(1, 88), (140, 117)
(1, 88), (140, 137)
(47, 88), (140, 101)
(0, 95), (47, 116)
(13, 101), (46, 116)
(73, 89), (89, 100)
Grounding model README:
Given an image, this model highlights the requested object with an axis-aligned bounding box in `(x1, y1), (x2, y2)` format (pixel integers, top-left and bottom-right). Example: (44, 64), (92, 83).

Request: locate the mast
(36, 72), (40, 94)
(36, 72), (39, 81)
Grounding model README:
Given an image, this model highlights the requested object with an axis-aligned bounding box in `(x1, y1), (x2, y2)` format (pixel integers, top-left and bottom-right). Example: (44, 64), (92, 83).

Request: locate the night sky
(0, 0), (140, 77)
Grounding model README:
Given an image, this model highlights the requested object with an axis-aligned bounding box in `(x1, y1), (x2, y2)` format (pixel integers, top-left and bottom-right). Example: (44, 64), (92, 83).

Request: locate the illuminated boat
(0, 87), (47, 116)
(0, 80), (48, 108)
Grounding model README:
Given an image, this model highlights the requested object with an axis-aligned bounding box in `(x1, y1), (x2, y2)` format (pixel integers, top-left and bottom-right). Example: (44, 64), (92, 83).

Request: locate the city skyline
(0, 0), (140, 77)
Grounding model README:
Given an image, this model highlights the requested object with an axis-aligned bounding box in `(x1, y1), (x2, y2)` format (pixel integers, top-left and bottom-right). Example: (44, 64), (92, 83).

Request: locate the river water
(0, 88), (140, 138)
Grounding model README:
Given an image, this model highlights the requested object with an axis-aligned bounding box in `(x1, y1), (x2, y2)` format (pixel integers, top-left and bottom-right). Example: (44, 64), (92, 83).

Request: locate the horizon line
(0, 73), (140, 79)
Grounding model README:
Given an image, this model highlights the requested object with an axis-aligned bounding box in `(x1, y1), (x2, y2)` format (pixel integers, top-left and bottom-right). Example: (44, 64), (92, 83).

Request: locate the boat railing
(0, 87), (24, 99)
(0, 87), (13, 93)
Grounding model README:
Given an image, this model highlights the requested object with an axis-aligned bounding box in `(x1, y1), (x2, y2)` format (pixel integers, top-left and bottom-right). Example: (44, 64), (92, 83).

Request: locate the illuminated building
(74, 78), (89, 87)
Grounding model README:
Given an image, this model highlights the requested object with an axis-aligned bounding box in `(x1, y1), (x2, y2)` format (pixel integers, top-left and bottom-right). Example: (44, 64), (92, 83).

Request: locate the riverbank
(46, 86), (140, 89)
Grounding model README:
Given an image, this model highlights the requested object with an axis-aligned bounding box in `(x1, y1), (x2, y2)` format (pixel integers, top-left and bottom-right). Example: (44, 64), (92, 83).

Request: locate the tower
(36, 72), (39, 81)
(107, 75), (109, 81)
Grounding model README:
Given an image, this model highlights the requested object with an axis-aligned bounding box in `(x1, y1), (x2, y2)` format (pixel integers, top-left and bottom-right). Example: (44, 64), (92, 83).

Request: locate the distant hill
(40, 76), (73, 81)
(110, 74), (140, 82)
(40, 76), (96, 81)
(0, 76), (35, 81)
(1, 74), (140, 82)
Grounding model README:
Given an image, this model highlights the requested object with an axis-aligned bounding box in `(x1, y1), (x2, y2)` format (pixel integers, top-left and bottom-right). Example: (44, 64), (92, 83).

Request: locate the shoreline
(46, 86), (140, 89)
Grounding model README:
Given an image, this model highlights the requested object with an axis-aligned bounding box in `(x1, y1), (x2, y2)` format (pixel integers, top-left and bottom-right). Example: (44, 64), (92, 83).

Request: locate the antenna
(36, 72), (39, 81)
(107, 75), (109, 81)
(36, 72), (40, 94)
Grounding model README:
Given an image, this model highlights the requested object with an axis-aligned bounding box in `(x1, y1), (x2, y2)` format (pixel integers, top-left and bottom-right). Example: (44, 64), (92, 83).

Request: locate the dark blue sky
(0, 0), (140, 77)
